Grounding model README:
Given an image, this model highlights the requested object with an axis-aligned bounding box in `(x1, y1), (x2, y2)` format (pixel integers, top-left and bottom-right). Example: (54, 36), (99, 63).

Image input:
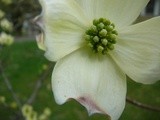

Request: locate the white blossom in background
(0, 14), (14, 46)
(0, 18), (13, 32)
(43, 107), (51, 116)
(36, 0), (160, 120)
(22, 104), (38, 120)
(0, 10), (5, 19)
(22, 104), (33, 117)
(0, 32), (14, 46)
(1, 0), (12, 5)
(22, 104), (51, 120)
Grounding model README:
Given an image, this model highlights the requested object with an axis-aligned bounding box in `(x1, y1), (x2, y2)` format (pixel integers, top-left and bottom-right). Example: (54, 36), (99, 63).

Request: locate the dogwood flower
(36, 0), (160, 119)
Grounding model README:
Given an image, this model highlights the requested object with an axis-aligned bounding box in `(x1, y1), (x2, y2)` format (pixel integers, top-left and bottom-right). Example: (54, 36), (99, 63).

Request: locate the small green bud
(90, 25), (97, 33)
(97, 45), (104, 52)
(112, 30), (118, 35)
(99, 18), (104, 22)
(106, 25), (114, 31)
(43, 107), (51, 116)
(109, 34), (117, 40)
(102, 39), (108, 46)
(97, 23), (105, 30)
(108, 44), (114, 50)
(85, 35), (90, 41)
(22, 104), (33, 117)
(99, 29), (107, 37)
(93, 36), (99, 42)
(102, 49), (109, 55)
(85, 29), (91, 34)
(104, 19), (111, 25)
(111, 23), (115, 28)
(93, 19), (99, 25)
(88, 43), (94, 48)
(111, 39), (117, 44)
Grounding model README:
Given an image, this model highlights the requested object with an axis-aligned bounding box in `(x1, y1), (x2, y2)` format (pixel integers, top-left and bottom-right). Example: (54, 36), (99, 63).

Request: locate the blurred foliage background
(0, 41), (160, 120)
(0, 0), (41, 35)
(0, 0), (160, 120)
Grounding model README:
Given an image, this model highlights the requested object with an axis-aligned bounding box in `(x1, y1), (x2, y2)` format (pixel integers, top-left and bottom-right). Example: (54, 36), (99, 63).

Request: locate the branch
(26, 63), (53, 104)
(126, 97), (160, 112)
(0, 54), (24, 120)
(0, 61), (22, 109)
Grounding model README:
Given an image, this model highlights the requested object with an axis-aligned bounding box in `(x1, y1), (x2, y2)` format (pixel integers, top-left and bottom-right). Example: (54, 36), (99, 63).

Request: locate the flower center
(85, 18), (118, 55)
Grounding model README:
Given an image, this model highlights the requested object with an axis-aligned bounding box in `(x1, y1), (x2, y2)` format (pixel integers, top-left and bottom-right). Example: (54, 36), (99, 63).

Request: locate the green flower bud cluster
(22, 104), (52, 120)
(85, 18), (118, 55)
(0, 96), (18, 109)
(22, 104), (37, 120)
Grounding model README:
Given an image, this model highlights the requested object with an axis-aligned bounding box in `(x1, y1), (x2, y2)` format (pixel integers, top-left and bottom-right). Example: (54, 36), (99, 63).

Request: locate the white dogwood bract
(37, 0), (160, 119)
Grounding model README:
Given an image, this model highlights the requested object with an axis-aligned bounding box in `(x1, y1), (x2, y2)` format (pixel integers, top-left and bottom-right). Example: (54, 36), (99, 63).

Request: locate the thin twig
(0, 61), (22, 109)
(126, 97), (160, 112)
(26, 62), (53, 104)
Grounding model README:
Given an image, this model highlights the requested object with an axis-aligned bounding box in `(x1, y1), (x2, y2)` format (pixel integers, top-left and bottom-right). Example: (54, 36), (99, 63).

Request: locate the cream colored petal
(52, 48), (126, 120)
(110, 17), (160, 84)
(75, 0), (149, 27)
(36, 33), (46, 51)
(39, 0), (89, 61)
(34, 15), (46, 51)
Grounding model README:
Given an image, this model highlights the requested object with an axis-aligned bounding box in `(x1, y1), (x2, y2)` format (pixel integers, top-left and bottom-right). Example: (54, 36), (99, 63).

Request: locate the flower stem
(26, 62), (53, 104)
(126, 97), (160, 112)
(0, 61), (22, 109)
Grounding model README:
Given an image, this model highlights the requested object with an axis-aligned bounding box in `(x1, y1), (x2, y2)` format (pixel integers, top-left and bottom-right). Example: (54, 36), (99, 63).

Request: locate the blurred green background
(0, 41), (160, 120)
